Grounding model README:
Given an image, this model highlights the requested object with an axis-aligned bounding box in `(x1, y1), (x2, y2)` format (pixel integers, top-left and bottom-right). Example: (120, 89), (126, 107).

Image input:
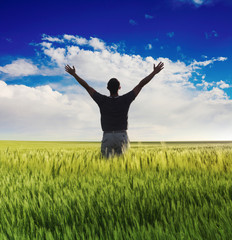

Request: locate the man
(65, 62), (164, 157)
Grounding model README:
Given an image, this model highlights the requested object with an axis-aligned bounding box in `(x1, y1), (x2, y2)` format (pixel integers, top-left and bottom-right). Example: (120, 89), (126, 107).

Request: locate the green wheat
(0, 141), (232, 239)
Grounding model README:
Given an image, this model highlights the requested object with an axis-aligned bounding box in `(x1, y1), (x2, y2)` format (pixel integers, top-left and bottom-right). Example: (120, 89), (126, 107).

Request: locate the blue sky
(0, 0), (232, 141)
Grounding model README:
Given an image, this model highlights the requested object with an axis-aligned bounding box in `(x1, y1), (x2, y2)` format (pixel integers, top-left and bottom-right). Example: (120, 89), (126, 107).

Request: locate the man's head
(107, 78), (121, 95)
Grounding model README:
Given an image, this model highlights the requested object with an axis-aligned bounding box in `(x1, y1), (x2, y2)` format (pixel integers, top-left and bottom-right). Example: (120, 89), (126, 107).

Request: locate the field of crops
(0, 141), (232, 239)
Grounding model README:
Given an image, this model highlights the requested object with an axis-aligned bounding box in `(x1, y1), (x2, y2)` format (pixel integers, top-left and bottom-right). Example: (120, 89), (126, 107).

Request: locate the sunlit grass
(0, 141), (232, 239)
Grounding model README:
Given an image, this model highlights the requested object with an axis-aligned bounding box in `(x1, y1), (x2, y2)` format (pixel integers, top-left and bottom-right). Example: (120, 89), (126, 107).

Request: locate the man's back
(65, 62), (164, 157)
(92, 90), (136, 131)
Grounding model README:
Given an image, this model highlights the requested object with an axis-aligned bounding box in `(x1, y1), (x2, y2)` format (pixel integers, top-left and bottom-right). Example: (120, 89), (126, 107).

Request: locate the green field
(0, 141), (232, 239)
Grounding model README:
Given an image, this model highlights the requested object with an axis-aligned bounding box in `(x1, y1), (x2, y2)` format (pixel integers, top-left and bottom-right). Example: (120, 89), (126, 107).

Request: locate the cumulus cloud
(0, 80), (99, 140)
(42, 34), (106, 51)
(88, 37), (106, 50)
(0, 34), (231, 141)
(190, 56), (227, 69)
(196, 80), (214, 90)
(197, 79), (230, 91)
(193, 0), (204, 4)
(217, 80), (230, 89)
(42, 46), (66, 67)
(42, 34), (64, 43)
(0, 59), (38, 77)
(63, 34), (88, 45)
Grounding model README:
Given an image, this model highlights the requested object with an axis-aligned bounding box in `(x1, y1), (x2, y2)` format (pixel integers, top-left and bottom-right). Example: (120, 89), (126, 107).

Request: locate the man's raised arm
(65, 65), (96, 97)
(133, 62), (164, 97)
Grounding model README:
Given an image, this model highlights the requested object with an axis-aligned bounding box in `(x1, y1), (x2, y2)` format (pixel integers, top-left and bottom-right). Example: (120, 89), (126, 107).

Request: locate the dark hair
(107, 78), (120, 94)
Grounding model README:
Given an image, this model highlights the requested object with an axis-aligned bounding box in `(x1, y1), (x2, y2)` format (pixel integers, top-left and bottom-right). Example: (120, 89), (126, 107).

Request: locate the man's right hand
(65, 65), (76, 76)
(153, 62), (164, 74)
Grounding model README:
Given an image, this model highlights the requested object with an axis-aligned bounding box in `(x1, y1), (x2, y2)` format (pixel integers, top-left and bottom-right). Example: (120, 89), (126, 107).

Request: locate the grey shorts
(101, 131), (129, 158)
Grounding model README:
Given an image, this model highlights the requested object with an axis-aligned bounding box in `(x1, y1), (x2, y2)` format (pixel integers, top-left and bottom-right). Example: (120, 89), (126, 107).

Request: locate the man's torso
(92, 90), (136, 131)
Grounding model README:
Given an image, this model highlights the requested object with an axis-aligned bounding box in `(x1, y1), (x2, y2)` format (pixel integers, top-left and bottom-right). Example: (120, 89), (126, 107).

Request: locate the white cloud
(0, 59), (38, 76)
(197, 87), (228, 101)
(41, 34), (106, 51)
(196, 80), (214, 90)
(0, 80), (99, 141)
(88, 37), (106, 50)
(63, 34), (88, 45)
(196, 79), (230, 91)
(217, 57), (227, 61)
(42, 34), (64, 43)
(0, 34), (231, 141)
(193, 0), (204, 4)
(40, 42), (52, 48)
(190, 56), (227, 69)
(42, 47), (66, 67)
(217, 80), (230, 89)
